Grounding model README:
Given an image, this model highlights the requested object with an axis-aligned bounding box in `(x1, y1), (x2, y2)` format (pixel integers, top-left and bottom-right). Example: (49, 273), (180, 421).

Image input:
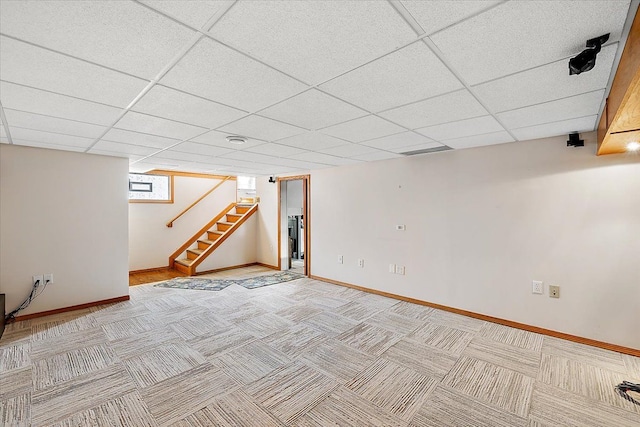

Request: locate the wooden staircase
(169, 202), (258, 276)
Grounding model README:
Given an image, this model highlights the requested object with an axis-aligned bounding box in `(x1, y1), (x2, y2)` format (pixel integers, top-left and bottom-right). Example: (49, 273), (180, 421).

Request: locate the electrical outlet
(44, 273), (53, 285)
(358, 258), (364, 268)
(389, 264), (396, 273)
(338, 255), (343, 264)
(549, 285), (560, 298)
(395, 225), (406, 231)
(396, 266), (405, 275)
(532, 280), (543, 295)
(33, 275), (43, 287)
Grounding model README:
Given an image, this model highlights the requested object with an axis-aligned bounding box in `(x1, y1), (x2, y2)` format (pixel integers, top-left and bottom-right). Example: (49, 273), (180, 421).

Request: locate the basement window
(128, 173), (173, 203)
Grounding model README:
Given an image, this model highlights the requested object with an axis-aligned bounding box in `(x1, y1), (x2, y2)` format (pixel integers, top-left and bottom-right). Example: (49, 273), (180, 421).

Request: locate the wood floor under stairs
(170, 203), (258, 276)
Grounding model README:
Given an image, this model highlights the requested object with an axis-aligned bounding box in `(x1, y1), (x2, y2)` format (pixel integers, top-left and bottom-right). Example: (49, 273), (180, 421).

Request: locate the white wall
(259, 133), (640, 349)
(0, 145), (129, 316)
(197, 215), (257, 272)
(128, 176), (237, 270)
(256, 176), (278, 267)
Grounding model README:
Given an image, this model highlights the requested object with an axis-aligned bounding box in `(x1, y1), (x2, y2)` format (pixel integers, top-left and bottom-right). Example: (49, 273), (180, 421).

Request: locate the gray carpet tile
(542, 336), (628, 374)
(409, 323), (474, 356)
(0, 341), (30, 372)
(347, 358), (437, 421)
(218, 301), (268, 324)
(0, 323), (32, 348)
(355, 292), (400, 311)
(0, 392), (30, 427)
(169, 313), (233, 340)
(480, 322), (544, 351)
(382, 338), (458, 380)
(246, 294), (298, 312)
(307, 295), (351, 310)
(239, 312), (296, 339)
(334, 300), (382, 321)
(261, 324), (327, 358)
(426, 309), (486, 333)
(108, 326), (184, 360)
(464, 337), (541, 378)
(275, 304), (323, 322)
(337, 323), (403, 356)
(31, 313), (98, 342)
(214, 340), (292, 385)
(101, 315), (162, 341)
(388, 301), (434, 321)
(301, 311), (360, 337)
(411, 385), (528, 427)
(298, 339), (375, 384)
(29, 326), (108, 361)
(623, 354), (640, 377)
(189, 326), (256, 358)
(364, 311), (426, 335)
(0, 366), (31, 400)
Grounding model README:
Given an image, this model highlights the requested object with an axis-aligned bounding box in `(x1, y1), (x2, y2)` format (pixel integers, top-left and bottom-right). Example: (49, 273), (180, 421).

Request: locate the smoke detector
(226, 136), (246, 145)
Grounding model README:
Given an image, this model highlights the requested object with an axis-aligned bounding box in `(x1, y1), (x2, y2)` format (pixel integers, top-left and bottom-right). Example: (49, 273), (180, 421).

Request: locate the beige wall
(256, 176), (279, 267)
(0, 144), (129, 316)
(258, 132), (640, 349)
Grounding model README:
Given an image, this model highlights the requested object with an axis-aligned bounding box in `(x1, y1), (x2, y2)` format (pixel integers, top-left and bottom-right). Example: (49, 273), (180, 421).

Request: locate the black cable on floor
(615, 381), (640, 406)
(4, 279), (48, 322)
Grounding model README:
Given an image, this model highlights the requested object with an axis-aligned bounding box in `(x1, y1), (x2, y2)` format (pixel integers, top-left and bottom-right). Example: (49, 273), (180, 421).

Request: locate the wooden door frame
(277, 175), (310, 276)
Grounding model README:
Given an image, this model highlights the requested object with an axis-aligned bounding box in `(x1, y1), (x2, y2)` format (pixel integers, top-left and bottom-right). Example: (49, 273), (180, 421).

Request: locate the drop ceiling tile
(170, 141), (235, 157)
(401, 1), (501, 35)
(208, 0), (416, 84)
(191, 130), (264, 150)
(260, 89), (367, 130)
(319, 143), (379, 158)
(245, 143), (308, 158)
(220, 150), (283, 165)
(133, 85), (247, 129)
(0, 37), (148, 107)
(161, 38), (307, 111)
(90, 140), (159, 156)
(0, 82), (123, 126)
(430, 0), (630, 85)
(351, 150), (404, 162)
(0, 124), (7, 141)
(473, 44), (616, 113)
(102, 128), (180, 149)
(90, 150), (144, 160)
(4, 110), (106, 139)
(140, 0), (224, 30)
(288, 151), (361, 166)
(497, 90), (605, 130)
(13, 140), (87, 153)
(153, 150), (225, 163)
(416, 115), (504, 141)
(9, 127), (95, 149)
(389, 141), (444, 154)
(319, 42), (462, 112)
(379, 89), (488, 129)
(276, 132), (347, 151)
(511, 115), (597, 141)
(319, 115), (406, 143)
(442, 131), (514, 149)
(0, 0), (196, 78)
(361, 131), (435, 151)
(115, 112), (207, 140)
(217, 115), (306, 142)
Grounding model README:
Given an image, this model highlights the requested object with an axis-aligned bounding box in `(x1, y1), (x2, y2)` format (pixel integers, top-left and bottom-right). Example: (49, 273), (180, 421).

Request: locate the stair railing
(166, 176), (232, 228)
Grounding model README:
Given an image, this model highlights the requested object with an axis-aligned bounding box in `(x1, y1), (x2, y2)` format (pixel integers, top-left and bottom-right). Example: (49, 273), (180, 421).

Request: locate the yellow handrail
(166, 176), (232, 227)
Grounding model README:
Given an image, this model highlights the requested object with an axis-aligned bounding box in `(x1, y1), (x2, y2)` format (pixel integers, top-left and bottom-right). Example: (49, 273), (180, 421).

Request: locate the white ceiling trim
(0, 100), (14, 144)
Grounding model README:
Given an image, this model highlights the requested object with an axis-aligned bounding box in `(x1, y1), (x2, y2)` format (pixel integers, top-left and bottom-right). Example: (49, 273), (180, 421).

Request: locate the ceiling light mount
(569, 33), (609, 75)
(567, 132), (584, 147)
(226, 135), (247, 145)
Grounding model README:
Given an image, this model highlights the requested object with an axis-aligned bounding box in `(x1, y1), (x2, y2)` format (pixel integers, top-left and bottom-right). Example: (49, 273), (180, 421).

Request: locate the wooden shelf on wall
(598, 7), (640, 155)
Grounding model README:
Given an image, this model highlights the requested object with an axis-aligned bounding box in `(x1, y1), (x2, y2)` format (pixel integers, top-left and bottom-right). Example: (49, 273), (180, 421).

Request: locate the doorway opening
(278, 175), (310, 276)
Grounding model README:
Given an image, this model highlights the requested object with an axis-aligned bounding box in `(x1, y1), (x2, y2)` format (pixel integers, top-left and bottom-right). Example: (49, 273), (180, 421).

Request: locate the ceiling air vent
(400, 146), (452, 156)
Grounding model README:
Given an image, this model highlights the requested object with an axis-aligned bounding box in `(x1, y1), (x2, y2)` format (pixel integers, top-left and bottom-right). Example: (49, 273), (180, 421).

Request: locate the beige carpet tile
(0, 322), (32, 348)
(623, 354), (640, 377)
(355, 292), (400, 311)
(29, 326), (108, 361)
(238, 312), (295, 339)
(108, 326), (184, 360)
(301, 311), (360, 338)
(297, 385), (407, 427)
(347, 358), (437, 421)
(542, 336), (628, 373)
(410, 385), (528, 427)
(214, 340), (292, 385)
(286, 287), (325, 302)
(538, 353), (640, 414)
(33, 343), (119, 391)
(123, 342), (207, 388)
(480, 323), (544, 351)
(218, 302), (268, 324)
(337, 323), (403, 356)
(262, 324), (327, 358)
(31, 364), (136, 426)
(275, 304), (323, 323)
(189, 326), (256, 358)
(365, 311), (425, 335)
(30, 314), (98, 342)
(101, 315), (162, 341)
(91, 302), (153, 325)
(1, 392), (30, 427)
(464, 337), (541, 378)
(244, 362), (338, 424)
(246, 294), (298, 312)
(0, 366), (31, 400)
(334, 286), (368, 301)
(307, 295), (351, 310)
(306, 279), (345, 294)
(140, 363), (238, 426)
(50, 391), (158, 427)
(388, 301), (434, 321)
(382, 338), (458, 380)
(409, 323), (474, 356)
(334, 300), (382, 322)
(426, 309), (486, 333)
(172, 389), (284, 427)
(529, 381), (640, 427)
(169, 313), (232, 341)
(29, 308), (94, 326)
(442, 356), (534, 418)
(0, 341), (30, 372)
(142, 295), (193, 312)
(298, 339), (375, 384)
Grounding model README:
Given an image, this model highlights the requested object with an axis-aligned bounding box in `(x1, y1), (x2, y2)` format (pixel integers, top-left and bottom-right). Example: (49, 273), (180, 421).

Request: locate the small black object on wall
(567, 133), (584, 147)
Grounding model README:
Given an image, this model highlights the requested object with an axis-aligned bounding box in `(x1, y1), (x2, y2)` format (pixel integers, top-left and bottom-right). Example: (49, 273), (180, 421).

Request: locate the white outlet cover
(397, 266), (405, 275)
(532, 280), (543, 295)
(358, 259), (364, 268)
(389, 264), (396, 273)
(338, 255), (343, 264)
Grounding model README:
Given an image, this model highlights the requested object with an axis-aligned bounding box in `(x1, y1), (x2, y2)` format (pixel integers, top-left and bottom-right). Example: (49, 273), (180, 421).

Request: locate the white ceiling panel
(90, 140), (159, 156)
(245, 143), (308, 158)
(401, 1), (501, 35)
(389, 141), (444, 154)
(101, 128), (179, 149)
(430, 0), (630, 85)
(0, 82), (123, 126)
(0, 36), (148, 107)
(497, 90), (605, 130)
(319, 115), (405, 143)
(473, 44), (617, 113)
(90, 150), (144, 160)
(4, 110), (106, 139)
(361, 131), (435, 151)
(169, 141), (234, 157)
(140, 0), (224, 30)
(319, 42), (462, 112)
(220, 151), (287, 166)
(115, 112), (208, 140)
(276, 132), (347, 151)
(416, 116), (505, 142)
(133, 85), (246, 129)
(9, 127), (95, 149)
(318, 143), (379, 158)
(191, 130), (264, 150)
(128, 161), (181, 172)
(13, 139), (87, 152)
(511, 115), (598, 142)
(351, 150), (404, 162)
(0, 0), (197, 79)
(442, 131), (514, 150)
(379, 89), (488, 129)
(208, 0), (417, 85)
(161, 38), (307, 112)
(217, 115), (306, 142)
(259, 89), (367, 130)
(0, 124), (7, 141)
(288, 151), (361, 166)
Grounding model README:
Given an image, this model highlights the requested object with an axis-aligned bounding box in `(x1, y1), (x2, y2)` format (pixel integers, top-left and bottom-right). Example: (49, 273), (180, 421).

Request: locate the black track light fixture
(569, 33), (609, 75)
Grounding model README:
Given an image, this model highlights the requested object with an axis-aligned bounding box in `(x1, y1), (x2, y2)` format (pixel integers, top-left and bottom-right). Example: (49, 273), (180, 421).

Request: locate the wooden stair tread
(208, 230), (224, 235)
(218, 221), (234, 225)
(175, 258), (194, 266)
(187, 248), (204, 255)
(197, 239), (216, 245)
